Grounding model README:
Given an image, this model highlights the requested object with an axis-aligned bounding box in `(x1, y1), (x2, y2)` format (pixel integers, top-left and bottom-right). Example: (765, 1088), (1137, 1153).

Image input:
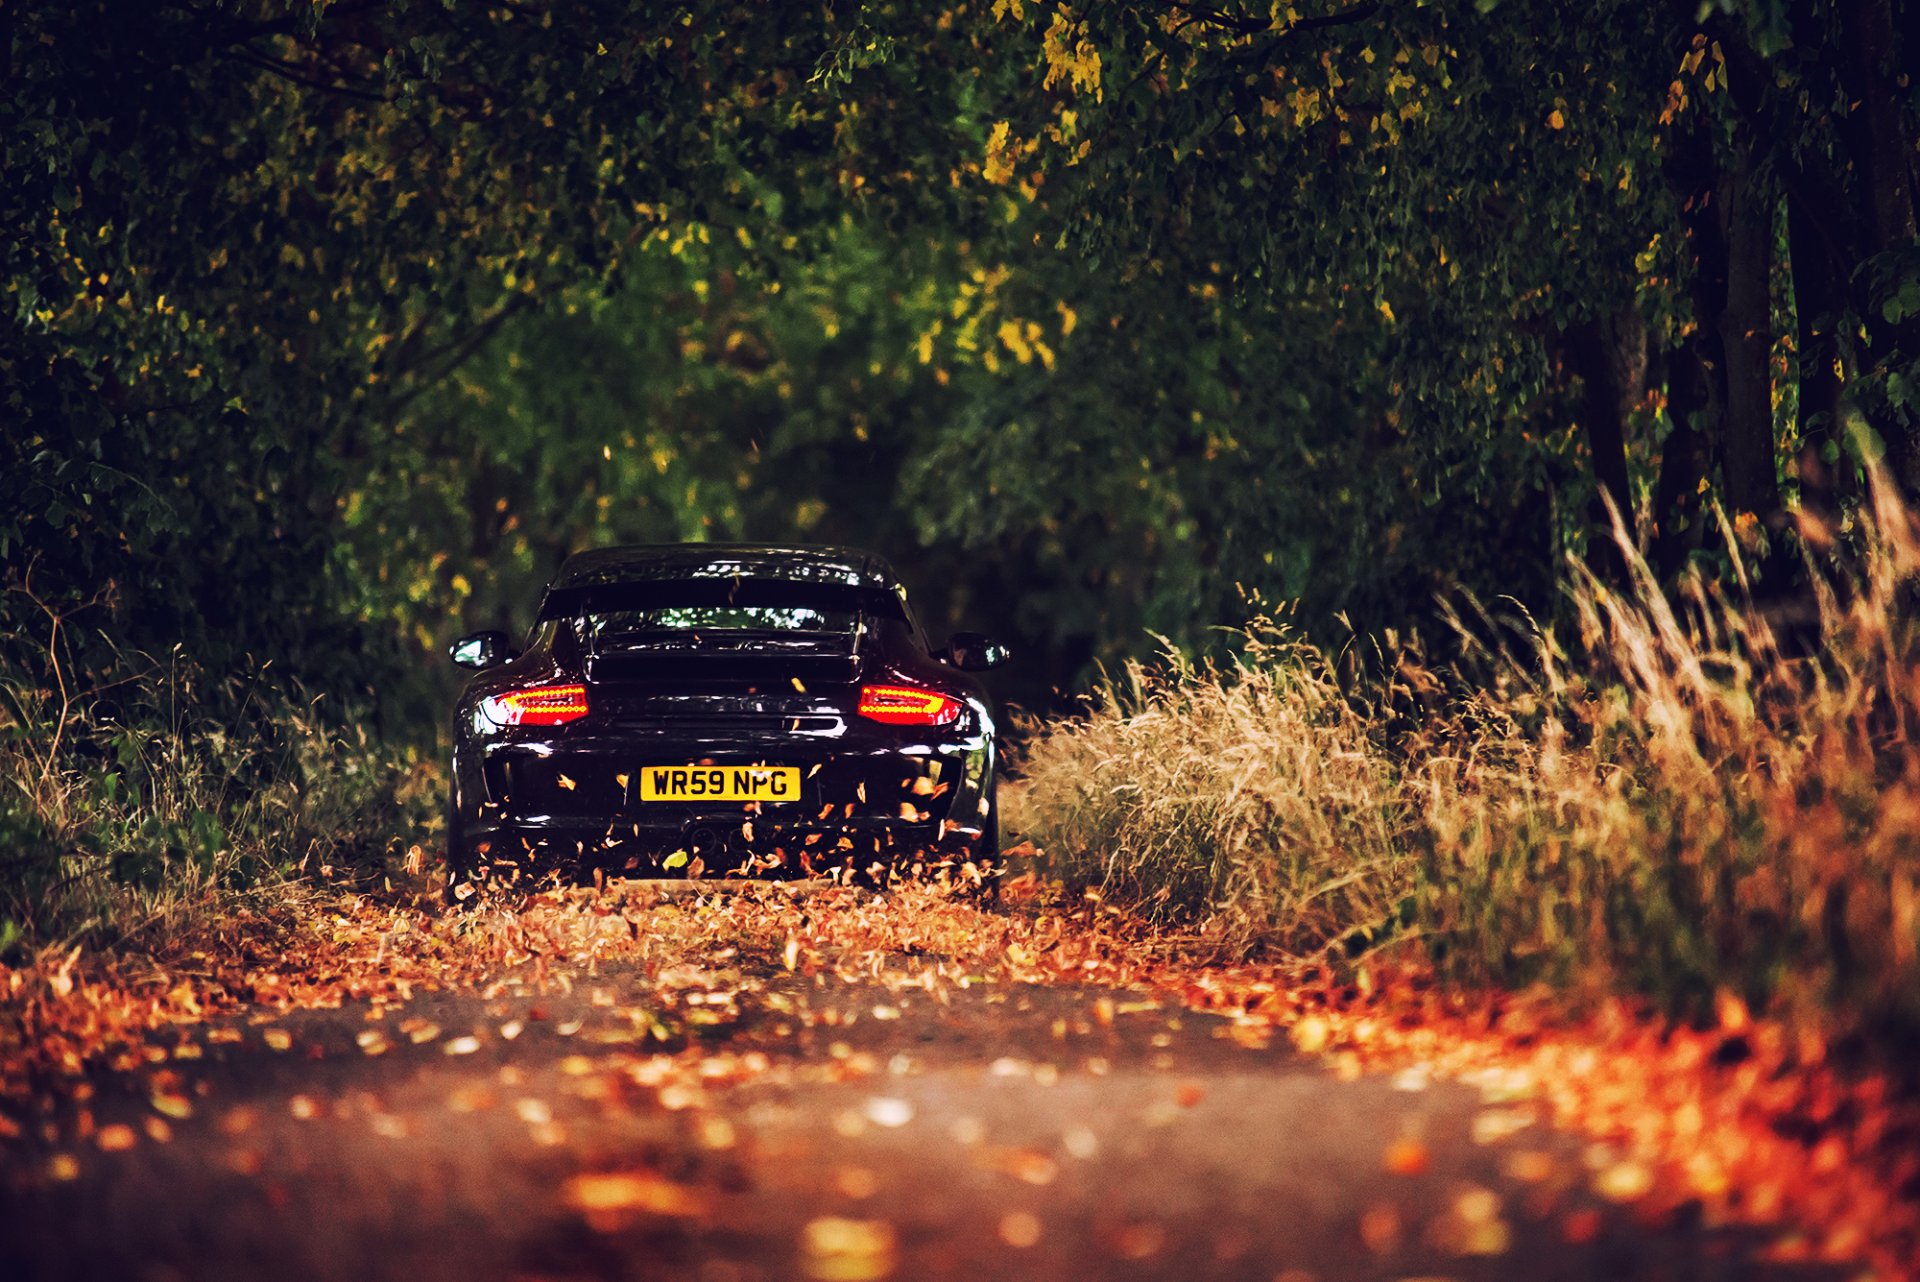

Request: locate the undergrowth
(1017, 477), (1920, 1042)
(0, 641), (436, 956)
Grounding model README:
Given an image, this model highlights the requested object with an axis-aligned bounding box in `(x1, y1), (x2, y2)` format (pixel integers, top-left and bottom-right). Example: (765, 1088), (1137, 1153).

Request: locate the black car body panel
(447, 544), (1000, 888)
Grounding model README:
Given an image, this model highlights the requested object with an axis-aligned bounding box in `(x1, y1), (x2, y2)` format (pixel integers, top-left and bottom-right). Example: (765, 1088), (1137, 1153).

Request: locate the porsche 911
(444, 544), (1007, 899)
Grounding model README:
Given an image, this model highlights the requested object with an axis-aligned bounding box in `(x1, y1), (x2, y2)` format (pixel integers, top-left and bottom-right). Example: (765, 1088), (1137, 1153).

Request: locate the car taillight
(480, 684), (588, 727)
(857, 683), (961, 727)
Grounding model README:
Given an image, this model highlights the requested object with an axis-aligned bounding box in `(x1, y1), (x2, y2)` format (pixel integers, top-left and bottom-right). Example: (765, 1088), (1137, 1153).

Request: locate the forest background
(4, 0), (1919, 966)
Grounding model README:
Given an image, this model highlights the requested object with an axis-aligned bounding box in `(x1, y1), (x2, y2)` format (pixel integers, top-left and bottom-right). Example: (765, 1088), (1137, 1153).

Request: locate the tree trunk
(1654, 335), (1714, 578)
(1718, 152), (1779, 518)
(1656, 107), (1731, 576)
(1787, 194), (1849, 507)
(1566, 309), (1645, 579)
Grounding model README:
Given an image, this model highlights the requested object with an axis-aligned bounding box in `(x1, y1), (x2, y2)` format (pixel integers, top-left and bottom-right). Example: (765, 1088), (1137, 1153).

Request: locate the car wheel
(443, 794), (478, 909)
(964, 786), (1001, 904)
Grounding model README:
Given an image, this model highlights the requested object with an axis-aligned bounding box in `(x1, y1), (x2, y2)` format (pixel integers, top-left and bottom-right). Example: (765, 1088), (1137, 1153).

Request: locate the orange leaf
(564, 1170), (709, 1229)
(1383, 1137), (1430, 1176)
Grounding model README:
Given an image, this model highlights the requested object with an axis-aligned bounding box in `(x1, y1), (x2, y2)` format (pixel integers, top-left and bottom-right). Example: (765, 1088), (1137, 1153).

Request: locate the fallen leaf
(1384, 1137), (1430, 1176)
(447, 1085), (495, 1113)
(1391, 1067), (1431, 1092)
(95, 1123), (136, 1151)
(444, 1035), (482, 1056)
(1359, 1202), (1402, 1253)
(999, 1146), (1059, 1186)
(835, 1166), (879, 1199)
(1291, 1014), (1331, 1053)
(1592, 1159), (1655, 1203)
(800, 1216), (896, 1281)
(1502, 1150), (1556, 1183)
(999, 1210), (1043, 1248)
(262, 1028), (292, 1052)
(151, 1091), (193, 1120)
(864, 1097), (913, 1128)
(1228, 1021), (1271, 1049)
(1428, 1186), (1512, 1256)
(1471, 1108), (1534, 1144)
(564, 1170), (709, 1229)
(1109, 1220), (1166, 1260)
(1560, 1208), (1603, 1244)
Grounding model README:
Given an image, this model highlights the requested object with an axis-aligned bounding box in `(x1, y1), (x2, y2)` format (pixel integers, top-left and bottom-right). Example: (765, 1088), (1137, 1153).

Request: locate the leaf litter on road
(3, 876), (1918, 1278)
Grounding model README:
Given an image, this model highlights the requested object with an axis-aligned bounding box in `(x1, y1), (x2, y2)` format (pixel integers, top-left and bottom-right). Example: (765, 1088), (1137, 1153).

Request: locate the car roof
(552, 543), (899, 591)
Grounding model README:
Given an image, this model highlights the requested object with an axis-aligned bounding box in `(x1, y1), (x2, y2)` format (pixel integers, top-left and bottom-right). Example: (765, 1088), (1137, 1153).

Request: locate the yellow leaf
(800, 1217), (897, 1281)
(983, 121), (1017, 185)
(151, 1092), (193, 1120)
(1290, 1014), (1331, 1052)
(1547, 109), (1566, 130)
(565, 1171), (709, 1228)
(1592, 1160), (1655, 1202)
(95, 1124), (137, 1151)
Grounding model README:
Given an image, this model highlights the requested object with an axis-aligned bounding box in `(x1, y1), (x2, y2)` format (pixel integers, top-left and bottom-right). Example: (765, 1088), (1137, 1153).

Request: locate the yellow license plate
(638, 765), (801, 803)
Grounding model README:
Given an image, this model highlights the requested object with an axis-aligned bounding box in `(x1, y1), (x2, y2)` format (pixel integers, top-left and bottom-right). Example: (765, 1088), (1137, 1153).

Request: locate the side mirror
(943, 631), (1010, 672)
(449, 630), (513, 670)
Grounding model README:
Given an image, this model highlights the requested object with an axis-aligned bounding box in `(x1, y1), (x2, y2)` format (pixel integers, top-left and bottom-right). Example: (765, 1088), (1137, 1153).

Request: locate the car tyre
(963, 786), (1002, 904)
(443, 795), (479, 910)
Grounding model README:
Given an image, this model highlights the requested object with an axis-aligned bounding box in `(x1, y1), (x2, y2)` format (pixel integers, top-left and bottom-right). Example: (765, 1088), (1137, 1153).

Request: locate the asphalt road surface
(3, 953), (1838, 1281)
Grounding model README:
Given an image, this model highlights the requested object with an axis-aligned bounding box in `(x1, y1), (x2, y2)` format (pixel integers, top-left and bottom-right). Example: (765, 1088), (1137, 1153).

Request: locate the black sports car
(444, 544), (1008, 898)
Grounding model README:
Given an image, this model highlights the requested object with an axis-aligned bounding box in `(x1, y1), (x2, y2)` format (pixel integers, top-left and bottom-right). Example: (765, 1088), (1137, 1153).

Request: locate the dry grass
(1009, 624), (1417, 954)
(1017, 476), (1920, 1038)
(0, 652), (434, 953)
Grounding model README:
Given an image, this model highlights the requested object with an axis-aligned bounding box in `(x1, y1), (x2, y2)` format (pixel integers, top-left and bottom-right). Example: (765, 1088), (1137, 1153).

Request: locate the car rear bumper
(454, 730), (994, 880)
(465, 811), (986, 880)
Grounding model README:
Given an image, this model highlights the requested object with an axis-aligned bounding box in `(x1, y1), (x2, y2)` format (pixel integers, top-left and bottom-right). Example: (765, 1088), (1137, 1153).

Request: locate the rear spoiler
(539, 579), (906, 624)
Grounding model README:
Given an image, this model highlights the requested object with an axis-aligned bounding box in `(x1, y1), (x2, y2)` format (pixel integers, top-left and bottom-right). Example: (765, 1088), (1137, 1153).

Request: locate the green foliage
(0, 638), (433, 951)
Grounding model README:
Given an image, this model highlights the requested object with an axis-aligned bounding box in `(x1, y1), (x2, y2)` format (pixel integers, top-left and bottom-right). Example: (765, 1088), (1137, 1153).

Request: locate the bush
(0, 639), (434, 953)
(1017, 481), (1920, 1038)
(1011, 623), (1417, 954)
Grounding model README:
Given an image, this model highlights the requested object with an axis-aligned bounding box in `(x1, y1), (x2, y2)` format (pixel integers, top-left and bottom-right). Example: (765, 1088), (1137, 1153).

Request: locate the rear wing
(538, 579), (907, 625)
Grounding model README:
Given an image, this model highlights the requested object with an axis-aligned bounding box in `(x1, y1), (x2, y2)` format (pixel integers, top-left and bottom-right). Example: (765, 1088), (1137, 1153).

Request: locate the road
(1, 898), (1837, 1282)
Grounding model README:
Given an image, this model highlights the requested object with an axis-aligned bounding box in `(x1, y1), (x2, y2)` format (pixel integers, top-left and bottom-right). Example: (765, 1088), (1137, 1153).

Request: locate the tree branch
(382, 295), (537, 417)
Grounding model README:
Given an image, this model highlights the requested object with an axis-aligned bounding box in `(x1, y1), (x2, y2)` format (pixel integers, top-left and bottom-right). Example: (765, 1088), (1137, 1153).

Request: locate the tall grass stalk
(1018, 480), (1920, 1037)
